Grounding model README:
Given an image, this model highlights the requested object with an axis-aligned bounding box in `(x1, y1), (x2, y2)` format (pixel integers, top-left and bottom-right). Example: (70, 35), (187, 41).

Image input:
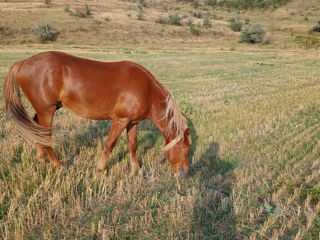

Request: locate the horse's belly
(60, 98), (112, 120)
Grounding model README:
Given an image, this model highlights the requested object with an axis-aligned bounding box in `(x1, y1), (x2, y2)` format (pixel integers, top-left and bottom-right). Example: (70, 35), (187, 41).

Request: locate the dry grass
(0, 47), (319, 239)
(0, 0), (320, 239)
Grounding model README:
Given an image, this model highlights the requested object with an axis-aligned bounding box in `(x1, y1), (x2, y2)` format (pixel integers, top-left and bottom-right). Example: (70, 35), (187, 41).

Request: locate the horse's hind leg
(126, 123), (140, 173)
(36, 108), (61, 169)
(33, 114), (46, 162)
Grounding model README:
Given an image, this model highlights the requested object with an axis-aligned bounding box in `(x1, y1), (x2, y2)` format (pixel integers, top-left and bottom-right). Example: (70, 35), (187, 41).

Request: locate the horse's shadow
(189, 139), (238, 239)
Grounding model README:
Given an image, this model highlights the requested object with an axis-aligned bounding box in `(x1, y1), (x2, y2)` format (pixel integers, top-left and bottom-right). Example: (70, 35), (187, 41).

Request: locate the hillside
(0, 0), (320, 49)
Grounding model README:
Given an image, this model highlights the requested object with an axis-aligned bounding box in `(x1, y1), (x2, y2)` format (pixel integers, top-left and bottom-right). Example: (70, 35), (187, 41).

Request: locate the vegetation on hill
(203, 0), (292, 9)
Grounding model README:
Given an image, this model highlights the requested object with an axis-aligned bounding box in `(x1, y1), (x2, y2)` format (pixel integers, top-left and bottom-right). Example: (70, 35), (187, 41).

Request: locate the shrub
(312, 20), (320, 32)
(139, 0), (147, 8)
(85, 3), (91, 16)
(64, 6), (70, 12)
(32, 23), (54, 43)
(204, 0), (216, 6)
(168, 12), (182, 26)
(66, 40), (74, 45)
(203, 16), (212, 28)
(230, 17), (243, 32)
(193, 0), (200, 9)
(193, 12), (202, 18)
(44, 0), (51, 4)
(239, 24), (266, 43)
(155, 16), (168, 24)
(137, 8), (144, 20)
(190, 25), (200, 35)
(74, 3), (92, 18)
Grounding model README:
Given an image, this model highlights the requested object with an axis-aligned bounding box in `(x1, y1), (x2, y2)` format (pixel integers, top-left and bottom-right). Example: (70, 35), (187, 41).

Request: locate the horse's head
(164, 128), (191, 178)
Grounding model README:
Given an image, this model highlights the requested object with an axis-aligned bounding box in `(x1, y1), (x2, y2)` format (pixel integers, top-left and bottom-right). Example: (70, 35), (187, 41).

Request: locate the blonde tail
(3, 61), (55, 146)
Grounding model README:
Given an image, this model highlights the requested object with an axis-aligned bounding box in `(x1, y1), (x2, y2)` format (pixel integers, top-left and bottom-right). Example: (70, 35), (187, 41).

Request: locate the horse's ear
(184, 128), (192, 144)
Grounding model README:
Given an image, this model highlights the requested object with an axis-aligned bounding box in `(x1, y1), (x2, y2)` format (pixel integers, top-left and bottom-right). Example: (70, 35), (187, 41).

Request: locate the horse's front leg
(97, 118), (129, 172)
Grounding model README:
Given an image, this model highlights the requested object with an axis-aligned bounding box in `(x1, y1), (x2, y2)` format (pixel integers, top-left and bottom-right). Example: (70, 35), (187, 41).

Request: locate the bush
(230, 17), (243, 32)
(155, 16), (168, 25)
(312, 20), (320, 32)
(32, 23), (55, 43)
(190, 25), (200, 35)
(73, 3), (92, 18)
(204, 0), (216, 6)
(239, 24), (266, 43)
(85, 3), (91, 16)
(193, 0), (200, 9)
(139, 0), (147, 8)
(64, 6), (70, 12)
(168, 12), (182, 26)
(137, 8), (144, 20)
(193, 12), (202, 18)
(203, 16), (212, 28)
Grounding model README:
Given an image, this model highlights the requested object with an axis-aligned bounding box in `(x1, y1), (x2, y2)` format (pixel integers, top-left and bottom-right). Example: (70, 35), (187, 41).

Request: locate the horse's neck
(154, 115), (176, 144)
(150, 96), (176, 144)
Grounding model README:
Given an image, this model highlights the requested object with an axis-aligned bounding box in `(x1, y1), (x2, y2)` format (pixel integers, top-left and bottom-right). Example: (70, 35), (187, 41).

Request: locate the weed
(264, 202), (282, 216)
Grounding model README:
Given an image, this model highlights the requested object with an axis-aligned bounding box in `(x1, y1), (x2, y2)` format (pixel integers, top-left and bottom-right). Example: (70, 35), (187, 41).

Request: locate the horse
(4, 51), (191, 177)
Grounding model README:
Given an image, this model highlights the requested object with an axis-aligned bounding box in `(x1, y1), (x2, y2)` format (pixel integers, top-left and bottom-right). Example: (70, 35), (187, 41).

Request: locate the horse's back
(17, 51), (157, 121)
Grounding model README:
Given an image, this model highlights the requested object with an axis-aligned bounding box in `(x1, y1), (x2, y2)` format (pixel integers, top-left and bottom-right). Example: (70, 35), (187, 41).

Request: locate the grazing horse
(4, 51), (191, 177)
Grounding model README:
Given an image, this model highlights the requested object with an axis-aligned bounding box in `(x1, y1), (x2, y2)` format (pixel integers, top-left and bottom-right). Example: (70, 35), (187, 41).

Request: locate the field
(1, 0), (320, 239)
(0, 47), (319, 239)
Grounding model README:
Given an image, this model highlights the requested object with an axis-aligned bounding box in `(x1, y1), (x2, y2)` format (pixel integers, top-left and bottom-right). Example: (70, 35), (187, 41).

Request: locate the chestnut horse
(4, 51), (191, 177)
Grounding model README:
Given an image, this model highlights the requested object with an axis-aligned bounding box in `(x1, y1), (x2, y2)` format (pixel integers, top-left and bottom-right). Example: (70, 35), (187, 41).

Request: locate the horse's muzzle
(174, 168), (188, 179)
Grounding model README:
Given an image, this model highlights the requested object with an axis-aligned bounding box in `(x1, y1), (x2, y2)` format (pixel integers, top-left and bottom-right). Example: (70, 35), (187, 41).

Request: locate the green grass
(0, 48), (319, 239)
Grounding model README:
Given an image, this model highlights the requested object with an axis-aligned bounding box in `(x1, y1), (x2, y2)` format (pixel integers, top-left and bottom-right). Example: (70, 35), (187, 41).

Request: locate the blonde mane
(162, 94), (187, 151)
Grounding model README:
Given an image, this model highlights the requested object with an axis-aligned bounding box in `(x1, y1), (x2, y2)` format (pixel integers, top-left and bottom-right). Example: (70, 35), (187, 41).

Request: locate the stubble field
(0, 47), (319, 239)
